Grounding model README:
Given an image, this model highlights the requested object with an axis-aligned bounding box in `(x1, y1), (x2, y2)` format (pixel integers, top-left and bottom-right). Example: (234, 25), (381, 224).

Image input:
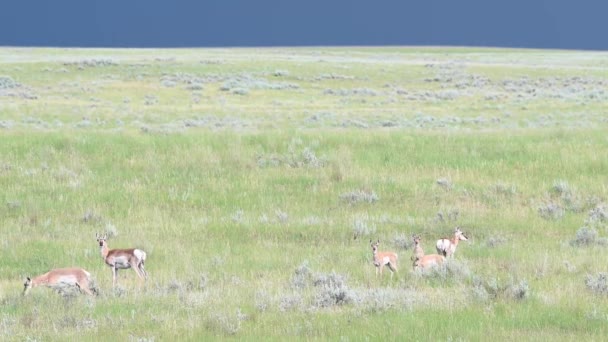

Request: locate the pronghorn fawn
(436, 226), (468, 258)
(370, 239), (398, 278)
(96, 233), (147, 287)
(23, 267), (97, 296)
(412, 235), (445, 270)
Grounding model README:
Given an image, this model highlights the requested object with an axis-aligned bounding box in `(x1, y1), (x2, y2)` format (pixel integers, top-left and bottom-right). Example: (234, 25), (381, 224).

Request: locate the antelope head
(96, 233), (108, 247)
(370, 239), (380, 252)
(455, 227), (468, 241)
(22, 277), (32, 296)
(412, 234), (421, 245)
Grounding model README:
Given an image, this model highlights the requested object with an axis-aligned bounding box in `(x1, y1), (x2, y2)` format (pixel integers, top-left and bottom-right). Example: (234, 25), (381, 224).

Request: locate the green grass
(2, 46), (608, 340)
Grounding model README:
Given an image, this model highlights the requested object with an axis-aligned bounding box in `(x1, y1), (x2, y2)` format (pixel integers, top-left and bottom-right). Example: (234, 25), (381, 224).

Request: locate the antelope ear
(26, 277), (31, 281)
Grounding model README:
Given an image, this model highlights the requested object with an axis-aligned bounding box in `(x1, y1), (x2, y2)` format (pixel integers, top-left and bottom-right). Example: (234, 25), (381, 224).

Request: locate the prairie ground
(1, 47), (608, 341)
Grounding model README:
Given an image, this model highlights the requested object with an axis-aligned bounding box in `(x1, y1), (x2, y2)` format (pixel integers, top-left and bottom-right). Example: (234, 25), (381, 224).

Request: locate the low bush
(586, 273), (608, 296)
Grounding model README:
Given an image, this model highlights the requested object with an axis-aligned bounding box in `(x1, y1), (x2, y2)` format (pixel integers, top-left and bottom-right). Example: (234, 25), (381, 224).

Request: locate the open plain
(1, 47), (608, 340)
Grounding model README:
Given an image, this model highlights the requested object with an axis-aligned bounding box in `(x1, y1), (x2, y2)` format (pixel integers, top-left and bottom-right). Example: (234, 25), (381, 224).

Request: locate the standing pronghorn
(412, 234), (424, 263)
(436, 226), (468, 258)
(96, 233), (147, 287)
(413, 235), (445, 270)
(23, 267), (97, 296)
(370, 239), (398, 278)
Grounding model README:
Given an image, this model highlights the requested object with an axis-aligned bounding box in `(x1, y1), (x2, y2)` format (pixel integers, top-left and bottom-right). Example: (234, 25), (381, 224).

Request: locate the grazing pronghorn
(96, 233), (147, 287)
(370, 239), (398, 278)
(23, 267), (97, 296)
(436, 226), (468, 258)
(412, 235), (445, 270)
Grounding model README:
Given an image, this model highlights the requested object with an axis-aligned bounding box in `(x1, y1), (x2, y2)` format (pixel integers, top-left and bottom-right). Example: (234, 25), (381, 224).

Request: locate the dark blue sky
(1, 0), (607, 50)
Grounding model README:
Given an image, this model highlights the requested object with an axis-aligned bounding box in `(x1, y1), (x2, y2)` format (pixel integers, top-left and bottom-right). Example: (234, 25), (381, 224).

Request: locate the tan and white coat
(436, 227), (468, 258)
(23, 267), (97, 296)
(96, 233), (147, 287)
(370, 240), (398, 278)
(413, 235), (445, 270)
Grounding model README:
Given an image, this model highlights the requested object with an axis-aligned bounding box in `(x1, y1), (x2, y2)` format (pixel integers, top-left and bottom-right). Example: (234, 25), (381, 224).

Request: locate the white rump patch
(436, 239), (450, 251)
(134, 249), (146, 261)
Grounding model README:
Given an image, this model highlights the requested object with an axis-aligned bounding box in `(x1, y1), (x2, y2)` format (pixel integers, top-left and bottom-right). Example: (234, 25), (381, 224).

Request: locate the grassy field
(1, 46), (608, 341)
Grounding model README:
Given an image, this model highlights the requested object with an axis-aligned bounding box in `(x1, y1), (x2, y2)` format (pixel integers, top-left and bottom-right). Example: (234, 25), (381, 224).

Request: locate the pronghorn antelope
(436, 226), (468, 258)
(370, 239), (398, 278)
(412, 234), (424, 262)
(23, 267), (97, 296)
(96, 233), (147, 287)
(413, 235), (445, 270)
